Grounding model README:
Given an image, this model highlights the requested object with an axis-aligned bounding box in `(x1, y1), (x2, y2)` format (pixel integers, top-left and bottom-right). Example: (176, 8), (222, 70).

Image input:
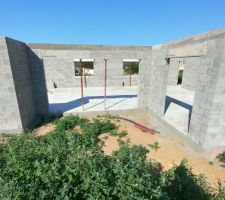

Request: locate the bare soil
(35, 123), (55, 137)
(35, 117), (225, 188)
(100, 119), (225, 188)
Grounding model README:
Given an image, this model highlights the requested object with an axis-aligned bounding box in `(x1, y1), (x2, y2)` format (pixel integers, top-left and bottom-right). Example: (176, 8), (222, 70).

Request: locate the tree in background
(123, 62), (139, 75)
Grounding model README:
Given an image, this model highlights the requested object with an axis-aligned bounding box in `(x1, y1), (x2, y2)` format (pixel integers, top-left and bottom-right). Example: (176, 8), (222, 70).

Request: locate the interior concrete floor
(48, 85), (195, 135)
(166, 85), (195, 105)
(48, 86), (138, 114)
(163, 85), (195, 134)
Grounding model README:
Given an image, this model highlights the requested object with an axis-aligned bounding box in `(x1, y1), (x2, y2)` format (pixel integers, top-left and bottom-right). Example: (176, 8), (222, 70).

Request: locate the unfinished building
(0, 28), (224, 152)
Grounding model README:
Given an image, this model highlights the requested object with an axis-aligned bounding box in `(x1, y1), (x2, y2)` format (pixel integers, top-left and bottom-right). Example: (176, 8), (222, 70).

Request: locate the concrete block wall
(0, 37), (49, 132)
(138, 48), (152, 109)
(167, 58), (180, 86)
(182, 57), (201, 90)
(1, 28), (225, 150)
(189, 38), (225, 148)
(6, 38), (36, 130)
(28, 44), (149, 89)
(27, 48), (49, 118)
(139, 28), (225, 149)
(139, 45), (169, 116)
(166, 57), (200, 90)
(0, 37), (22, 131)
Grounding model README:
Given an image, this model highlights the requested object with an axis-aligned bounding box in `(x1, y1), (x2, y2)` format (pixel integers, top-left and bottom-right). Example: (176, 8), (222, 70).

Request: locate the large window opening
(164, 58), (196, 135)
(122, 59), (140, 86)
(74, 59), (94, 76)
(123, 59), (139, 75)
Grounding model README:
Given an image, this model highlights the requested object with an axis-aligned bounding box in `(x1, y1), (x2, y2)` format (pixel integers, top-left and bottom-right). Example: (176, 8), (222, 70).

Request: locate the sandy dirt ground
(35, 116), (225, 188)
(36, 124), (55, 137)
(101, 118), (225, 188)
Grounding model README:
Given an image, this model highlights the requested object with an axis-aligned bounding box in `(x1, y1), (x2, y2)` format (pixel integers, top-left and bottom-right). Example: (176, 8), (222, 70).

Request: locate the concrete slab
(164, 103), (189, 134)
(166, 85), (195, 105)
(48, 86), (138, 114)
(163, 85), (195, 134)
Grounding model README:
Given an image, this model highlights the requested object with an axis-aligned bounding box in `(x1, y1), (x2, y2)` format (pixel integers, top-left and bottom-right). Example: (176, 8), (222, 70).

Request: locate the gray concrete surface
(166, 85), (195, 105)
(139, 28), (225, 149)
(48, 86), (138, 114)
(0, 28), (225, 152)
(163, 86), (195, 134)
(0, 37), (49, 132)
(28, 44), (151, 89)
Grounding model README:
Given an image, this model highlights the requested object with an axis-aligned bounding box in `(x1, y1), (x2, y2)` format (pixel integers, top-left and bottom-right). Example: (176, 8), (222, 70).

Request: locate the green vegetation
(123, 62), (139, 75)
(148, 142), (160, 151)
(83, 61), (94, 69)
(177, 69), (183, 85)
(74, 61), (94, 76)
(0, 115), (224, 199)
(209, 161), (214, 166)
(217, 151), (225, 163)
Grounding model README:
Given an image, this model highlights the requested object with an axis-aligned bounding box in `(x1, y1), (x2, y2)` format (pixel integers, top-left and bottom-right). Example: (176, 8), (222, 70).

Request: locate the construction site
(0, 28), (225, 187)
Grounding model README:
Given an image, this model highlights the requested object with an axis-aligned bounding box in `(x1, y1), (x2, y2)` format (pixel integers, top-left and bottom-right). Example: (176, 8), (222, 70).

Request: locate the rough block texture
(0, 37), (22, 131)
(0, 37), (49, 132)
(1, 28), (225, 150)
(139, 28), (225, 149)
(189, 38), (225, 148)
(28, 44), (150, 89)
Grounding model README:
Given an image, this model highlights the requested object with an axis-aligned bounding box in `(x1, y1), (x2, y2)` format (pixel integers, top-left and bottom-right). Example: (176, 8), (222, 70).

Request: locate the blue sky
(0, 0), (225, 45)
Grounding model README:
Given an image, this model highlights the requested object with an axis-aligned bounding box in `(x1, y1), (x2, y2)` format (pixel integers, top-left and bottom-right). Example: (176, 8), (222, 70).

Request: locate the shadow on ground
(164, 96), (193, 130)
(49, 94), (137, 113)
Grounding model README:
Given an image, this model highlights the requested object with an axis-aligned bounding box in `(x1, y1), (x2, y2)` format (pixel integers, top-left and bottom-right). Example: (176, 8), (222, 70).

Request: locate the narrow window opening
(177, 69), (183, 85)
(177, 60), (184, 85)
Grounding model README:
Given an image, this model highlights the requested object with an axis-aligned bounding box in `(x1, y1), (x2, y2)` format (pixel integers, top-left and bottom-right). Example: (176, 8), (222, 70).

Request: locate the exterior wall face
(28, 46), (148, 89)
(139, 29), (225, 149)
(138, 48), (152, 109)
(0, 37), (22, 131)
(149, 46), (169, 116)
(138, 45), (169, 116)
(182, 57), (200, 90)
(0, 37), (49, 132)
(167, 57), (200, 90)
(6, 38), (36, 129)
(189, 38), (225, 148)
(27, 48), (49, 118)
(167, 59), (180, 86)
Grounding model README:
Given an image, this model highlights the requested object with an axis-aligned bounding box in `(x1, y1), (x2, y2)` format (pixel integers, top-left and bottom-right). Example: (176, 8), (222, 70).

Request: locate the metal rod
(83, 64), (87, 87)
(79, 59), (84, 111)
(104, 59), (108, 110)
(129, 66), (131, 86)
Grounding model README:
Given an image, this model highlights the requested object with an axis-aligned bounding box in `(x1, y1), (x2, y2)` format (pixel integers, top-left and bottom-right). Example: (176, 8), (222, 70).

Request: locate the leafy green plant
(53, 115), (86, 132)
(164, 159), (215, 200)
(148, 142), (160, 151)
(177, 69), (183, 85)
(109, 130), (127, 138)
(123, 62), (139, 75)
(216, 151), (225, 163)
(0, 115), (224, 199)
(209, 161), (214, 166)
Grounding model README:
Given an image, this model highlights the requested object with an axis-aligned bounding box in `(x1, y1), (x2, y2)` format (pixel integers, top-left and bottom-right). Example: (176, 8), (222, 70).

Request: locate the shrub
(217, 151), (225, 163)
(148, 142), (160, 151)
(0, 115), (224, 199)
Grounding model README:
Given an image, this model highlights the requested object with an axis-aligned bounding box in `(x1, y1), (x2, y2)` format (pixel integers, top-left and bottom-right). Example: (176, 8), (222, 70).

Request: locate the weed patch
(0, 115), (224, 199)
